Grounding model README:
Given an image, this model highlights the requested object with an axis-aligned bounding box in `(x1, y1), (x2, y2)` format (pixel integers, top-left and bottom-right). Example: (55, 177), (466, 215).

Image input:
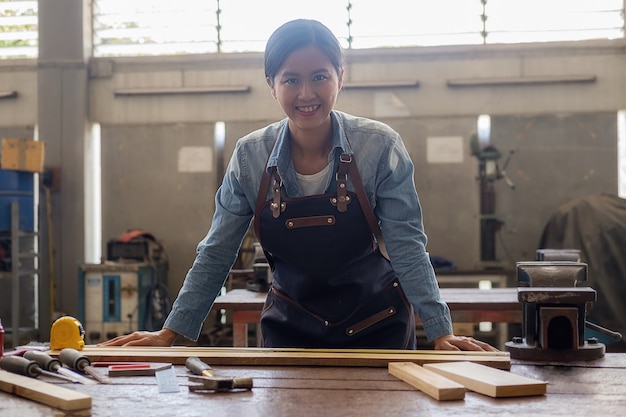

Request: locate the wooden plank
(423, 361), (546, 398)
(388, 362), (465, 401)
(47, 346), (511, 370)
(0, 370), (92, 411)
(213, 288), (521, 312)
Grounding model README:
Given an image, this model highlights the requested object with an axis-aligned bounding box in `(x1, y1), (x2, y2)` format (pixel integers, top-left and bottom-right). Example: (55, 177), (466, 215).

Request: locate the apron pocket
(345, 307), (396, 336)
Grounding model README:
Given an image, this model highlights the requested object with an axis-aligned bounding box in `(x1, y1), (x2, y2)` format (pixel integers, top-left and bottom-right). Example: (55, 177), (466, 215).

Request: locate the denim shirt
(164, 110), (453, 342)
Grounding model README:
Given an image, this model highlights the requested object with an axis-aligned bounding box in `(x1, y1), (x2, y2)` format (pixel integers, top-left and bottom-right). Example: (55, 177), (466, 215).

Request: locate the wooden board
(388, 362), (465, 401)
(47, 346), (511, 369)
(423, 361), (547, 398)
(0, 370), (92, 411)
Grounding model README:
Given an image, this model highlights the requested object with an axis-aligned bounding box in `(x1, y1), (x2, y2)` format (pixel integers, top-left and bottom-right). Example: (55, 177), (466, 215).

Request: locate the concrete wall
(1, 14), (625, 329)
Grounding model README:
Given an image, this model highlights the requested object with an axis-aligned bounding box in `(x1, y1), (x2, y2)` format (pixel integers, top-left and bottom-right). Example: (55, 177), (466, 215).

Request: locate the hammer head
(188, 375), (253, 392)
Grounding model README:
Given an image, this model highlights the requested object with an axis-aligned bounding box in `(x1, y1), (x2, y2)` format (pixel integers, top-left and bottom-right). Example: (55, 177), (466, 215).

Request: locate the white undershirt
(296, 163), (331, 196)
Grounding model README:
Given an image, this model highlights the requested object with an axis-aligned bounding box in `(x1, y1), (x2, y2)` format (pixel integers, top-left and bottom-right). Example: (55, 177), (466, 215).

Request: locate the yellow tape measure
(50, 316), (86, 350)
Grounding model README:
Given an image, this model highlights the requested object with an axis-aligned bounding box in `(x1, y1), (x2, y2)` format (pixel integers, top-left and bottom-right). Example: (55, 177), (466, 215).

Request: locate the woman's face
(268, 45), (344, 136)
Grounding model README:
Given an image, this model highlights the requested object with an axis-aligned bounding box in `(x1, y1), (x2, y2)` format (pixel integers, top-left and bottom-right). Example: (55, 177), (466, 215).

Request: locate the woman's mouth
(296, 105), (321, 113)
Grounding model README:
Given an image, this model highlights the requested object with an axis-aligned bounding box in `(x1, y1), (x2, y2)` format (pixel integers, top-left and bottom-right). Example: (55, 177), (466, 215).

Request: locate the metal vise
(246, 242), (273, 292)
(505, 260), (613, 361)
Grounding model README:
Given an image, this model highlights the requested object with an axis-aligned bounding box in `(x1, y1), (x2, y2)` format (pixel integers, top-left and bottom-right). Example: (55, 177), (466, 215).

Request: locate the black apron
(253, 153), (416, 349)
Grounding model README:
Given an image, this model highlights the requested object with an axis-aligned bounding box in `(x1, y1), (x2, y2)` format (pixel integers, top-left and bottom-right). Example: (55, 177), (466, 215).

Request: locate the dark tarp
(539, 193), (626, 341)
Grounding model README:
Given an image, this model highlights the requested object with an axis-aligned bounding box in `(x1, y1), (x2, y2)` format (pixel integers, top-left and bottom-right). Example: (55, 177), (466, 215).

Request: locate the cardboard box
(0, 138), (45, 173)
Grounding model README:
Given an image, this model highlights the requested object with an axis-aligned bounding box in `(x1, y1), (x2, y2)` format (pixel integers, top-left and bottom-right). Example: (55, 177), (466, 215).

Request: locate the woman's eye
(285, 78), (299, 85)
(313, 74), (328, 82)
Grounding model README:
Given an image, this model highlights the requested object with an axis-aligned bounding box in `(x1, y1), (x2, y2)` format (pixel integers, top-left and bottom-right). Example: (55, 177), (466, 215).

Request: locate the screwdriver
(59, 348), (112, 384)
(0, 355), (79, 383)
(23, 350), (97, 385)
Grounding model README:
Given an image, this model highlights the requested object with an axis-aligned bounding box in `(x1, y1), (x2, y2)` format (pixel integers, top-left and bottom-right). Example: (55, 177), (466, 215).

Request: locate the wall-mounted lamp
(447, 74), (596, 88)
(113, 86), (251, 97)
(0, 91), (18, 99)
(343, 80), (420, 90)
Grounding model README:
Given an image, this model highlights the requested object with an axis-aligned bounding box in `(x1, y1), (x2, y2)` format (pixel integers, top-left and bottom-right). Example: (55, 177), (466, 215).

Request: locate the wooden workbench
(212, 288), (523, 347)
(2, 353), (625, 416)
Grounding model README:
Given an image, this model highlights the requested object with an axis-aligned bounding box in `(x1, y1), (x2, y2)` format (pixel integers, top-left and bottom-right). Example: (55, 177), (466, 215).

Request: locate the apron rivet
(324, 321), (329, 326)
(339, 183), (346, 189)
(287, 221), (294, 228)
(327, 217), (333, 224)
(271, 202), (278, 210)
(393, 282), (398, 287)
(331, 197), (337, 204)
(347, 329), (354, 335)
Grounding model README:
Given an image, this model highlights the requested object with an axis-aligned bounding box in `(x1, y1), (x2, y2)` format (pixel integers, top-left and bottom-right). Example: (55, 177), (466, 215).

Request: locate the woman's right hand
(97, 328), (178, 347)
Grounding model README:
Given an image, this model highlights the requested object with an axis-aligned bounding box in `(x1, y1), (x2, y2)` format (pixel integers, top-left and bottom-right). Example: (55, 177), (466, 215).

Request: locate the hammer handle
(185, 356), (216, 377)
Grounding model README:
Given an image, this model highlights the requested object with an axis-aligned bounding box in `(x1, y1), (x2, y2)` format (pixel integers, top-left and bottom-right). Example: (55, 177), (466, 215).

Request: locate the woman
(101, 19), (496, 351)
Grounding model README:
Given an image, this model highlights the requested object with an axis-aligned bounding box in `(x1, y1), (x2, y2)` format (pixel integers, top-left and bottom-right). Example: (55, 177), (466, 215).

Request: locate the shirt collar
(266, 110), (354, 171)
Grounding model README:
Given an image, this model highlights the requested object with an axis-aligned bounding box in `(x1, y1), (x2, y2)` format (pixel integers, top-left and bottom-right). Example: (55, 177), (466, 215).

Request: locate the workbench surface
(1, 354), (624, 417)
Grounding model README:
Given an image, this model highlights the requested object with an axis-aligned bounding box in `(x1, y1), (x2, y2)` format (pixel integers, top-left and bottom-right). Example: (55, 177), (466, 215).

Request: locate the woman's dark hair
(264, 19), (344, 83)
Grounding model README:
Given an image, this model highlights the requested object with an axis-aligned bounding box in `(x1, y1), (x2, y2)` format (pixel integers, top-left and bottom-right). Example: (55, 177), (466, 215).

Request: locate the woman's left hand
(434, 334), (499, 351)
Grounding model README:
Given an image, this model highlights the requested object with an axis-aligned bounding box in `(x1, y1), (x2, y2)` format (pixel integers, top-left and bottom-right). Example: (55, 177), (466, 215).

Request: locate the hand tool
(50, 316), (86, 351)
(24, 350), (97, 385)
(0, 356), (81, 383)
(505, 260), (609, 361)
(59, 348), (112, 384)
(186, 356), (253, 392)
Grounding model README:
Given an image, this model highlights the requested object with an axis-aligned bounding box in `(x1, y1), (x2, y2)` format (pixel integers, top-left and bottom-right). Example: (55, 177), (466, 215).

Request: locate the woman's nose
(298, 81), (316, 99)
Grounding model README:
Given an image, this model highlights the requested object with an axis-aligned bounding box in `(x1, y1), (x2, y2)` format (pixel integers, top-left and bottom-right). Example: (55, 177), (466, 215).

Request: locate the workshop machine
(77, 230), (170, 344)
(246, 242), (272, 293)
(505, 253), (622, 361)
(470, 116), (515, 267)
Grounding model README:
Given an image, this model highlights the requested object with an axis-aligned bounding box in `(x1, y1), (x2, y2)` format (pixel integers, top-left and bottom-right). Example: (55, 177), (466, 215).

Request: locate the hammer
(185, 356), (253, 392)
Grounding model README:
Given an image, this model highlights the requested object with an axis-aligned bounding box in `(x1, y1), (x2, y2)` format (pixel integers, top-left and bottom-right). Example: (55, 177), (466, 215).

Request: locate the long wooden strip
(389, 362), (465, 400)
(423, 361), (546, 398)
(47, 346), (511, 370)
(0, 370), (92, 411)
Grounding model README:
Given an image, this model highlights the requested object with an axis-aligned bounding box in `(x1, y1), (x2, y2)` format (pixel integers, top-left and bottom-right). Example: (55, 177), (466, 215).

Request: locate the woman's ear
(266, 76), (277, 99)
(337, 67), (345, 91)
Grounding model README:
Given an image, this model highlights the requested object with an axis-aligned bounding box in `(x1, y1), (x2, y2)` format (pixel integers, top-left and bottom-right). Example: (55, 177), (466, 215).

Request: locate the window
(0, 0), (37, 59)
(92, 0), (625, 57)
(486, 0), (624, 44)
(2, 1), (623, 59)
(348, 0), (485, 48)
(92, 0), (218, 56)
